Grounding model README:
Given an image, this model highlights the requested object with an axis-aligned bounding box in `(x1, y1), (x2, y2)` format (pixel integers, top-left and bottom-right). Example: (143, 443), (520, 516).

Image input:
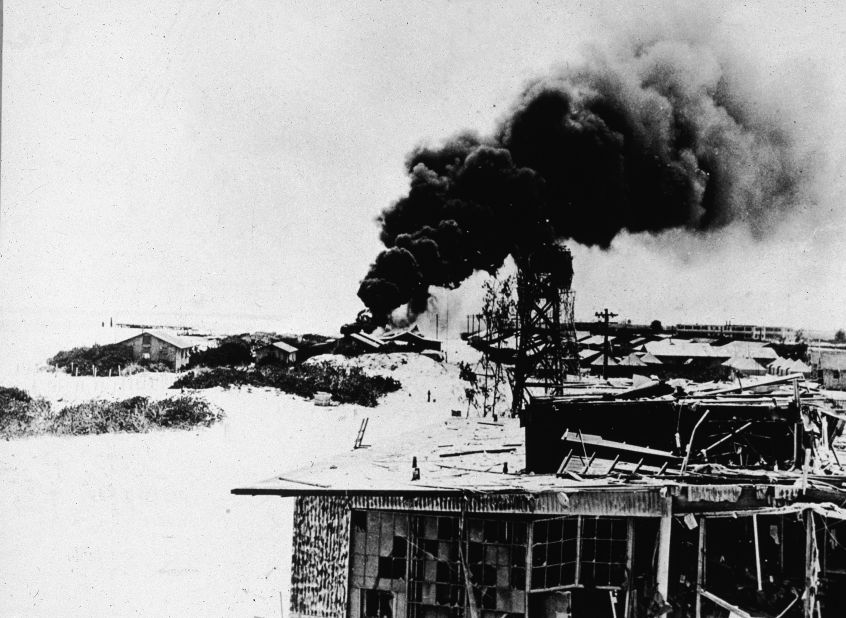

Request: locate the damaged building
(234, 374), (846, 618)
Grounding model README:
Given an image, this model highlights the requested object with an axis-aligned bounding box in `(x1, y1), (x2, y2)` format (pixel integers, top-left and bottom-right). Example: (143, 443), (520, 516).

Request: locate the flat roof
(231, 417), (846, 515)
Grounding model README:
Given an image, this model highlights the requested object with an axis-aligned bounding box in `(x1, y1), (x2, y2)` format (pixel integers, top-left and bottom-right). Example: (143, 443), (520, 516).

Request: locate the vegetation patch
(47, 343), (135, 376)
(186, 336), (253, 369)
(0, 387), (223, 439)
(172, 362), (401, 407)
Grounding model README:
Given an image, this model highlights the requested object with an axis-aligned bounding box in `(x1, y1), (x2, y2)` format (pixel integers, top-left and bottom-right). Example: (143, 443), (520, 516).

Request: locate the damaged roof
(232, 413), (846, 518)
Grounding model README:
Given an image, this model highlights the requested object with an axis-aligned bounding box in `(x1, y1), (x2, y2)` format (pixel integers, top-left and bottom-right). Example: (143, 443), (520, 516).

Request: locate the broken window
(361, 590), (394, 618)
(351, 510), (631, 618)
(531, 516), (579, 590)
(465, 516), (527, 618)
(701, 514), (806, 617)
(530, 516), (628, 590)
(408, 515), (465, 618)
(579, 517), (628, 587)
(350, 511), (409, 618)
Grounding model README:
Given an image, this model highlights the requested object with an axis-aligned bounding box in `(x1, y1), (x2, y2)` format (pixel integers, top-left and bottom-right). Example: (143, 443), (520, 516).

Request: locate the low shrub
(149, 396), (223, 429)
(0, 395), (53, 437)
(0, 386), (33, 407)
(51, 397), (151, 435)
(47, 343), (135, 376)
(187, 336), (252, 369)
(171, 362), (401, 407)
(172, 367), (257, 389)
(0, 388), (223, 439)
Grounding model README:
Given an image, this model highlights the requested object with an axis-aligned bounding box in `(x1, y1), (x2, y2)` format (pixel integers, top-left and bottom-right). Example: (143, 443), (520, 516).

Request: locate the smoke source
(358, 39), (807, 323)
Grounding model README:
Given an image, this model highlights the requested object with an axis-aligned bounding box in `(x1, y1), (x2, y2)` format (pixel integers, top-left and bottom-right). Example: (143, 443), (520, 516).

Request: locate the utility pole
(595, 308), (618, 379)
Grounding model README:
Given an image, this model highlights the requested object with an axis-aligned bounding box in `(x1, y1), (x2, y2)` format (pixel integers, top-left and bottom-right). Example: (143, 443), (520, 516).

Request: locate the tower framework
(511, 248), (580, 416)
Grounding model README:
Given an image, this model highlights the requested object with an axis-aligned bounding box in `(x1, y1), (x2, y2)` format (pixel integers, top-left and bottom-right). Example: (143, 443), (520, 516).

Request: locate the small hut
(256, 341), (299, 365)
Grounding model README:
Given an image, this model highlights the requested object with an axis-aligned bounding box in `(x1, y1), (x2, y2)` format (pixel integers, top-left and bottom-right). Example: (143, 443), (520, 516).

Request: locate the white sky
(2, 1), (846, 334)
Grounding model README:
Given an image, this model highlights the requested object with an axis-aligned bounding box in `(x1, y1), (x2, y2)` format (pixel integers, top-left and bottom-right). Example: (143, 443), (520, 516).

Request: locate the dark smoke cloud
(358, 39), (806, 322)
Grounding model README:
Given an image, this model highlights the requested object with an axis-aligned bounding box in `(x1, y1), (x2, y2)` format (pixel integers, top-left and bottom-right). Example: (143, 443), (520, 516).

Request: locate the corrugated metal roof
(722, 356), (765, 371)
(618, 353), (647, 367)
(581, 334), (611, 346)
(716, 341), (778, 360)
(590, 355), (619, 366)
(271, 341), (298, 353)
(644, 339), (725, 359)
(578, 349), (601, 361)
(349, 332), (383, 348)
(116, 329), (197, 349)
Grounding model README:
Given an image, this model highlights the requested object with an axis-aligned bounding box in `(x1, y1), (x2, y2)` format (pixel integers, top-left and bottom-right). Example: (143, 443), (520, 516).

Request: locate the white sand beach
(0, 352), (469, 616)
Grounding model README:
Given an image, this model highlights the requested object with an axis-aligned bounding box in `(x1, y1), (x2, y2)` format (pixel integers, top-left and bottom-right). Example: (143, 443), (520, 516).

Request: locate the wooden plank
(556, 449), (574, 476)
(804, 510), (816, 618)
(698, 590), (758, 618)
(656, 498), (672, 601)
(696, 517), (706, 618)
(438, 447), (517, 458)
(624, 518), (635, 618)
(525, 518), (533, 617)
(574, 516), (583, 586)
(581, 452), (597, 475)
(753, 514), (763, 591)
(561, 435), (681, 463)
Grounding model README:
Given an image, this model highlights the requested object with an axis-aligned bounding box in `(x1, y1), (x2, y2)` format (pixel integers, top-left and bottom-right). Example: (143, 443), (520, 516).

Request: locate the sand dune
(0, 353), (466, 617)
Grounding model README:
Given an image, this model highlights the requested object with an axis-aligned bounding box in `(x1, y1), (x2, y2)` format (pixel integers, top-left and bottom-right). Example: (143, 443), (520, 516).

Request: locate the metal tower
(511, 245), (580, 416)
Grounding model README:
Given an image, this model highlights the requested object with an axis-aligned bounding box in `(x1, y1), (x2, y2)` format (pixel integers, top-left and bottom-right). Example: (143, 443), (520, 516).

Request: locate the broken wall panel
(291, 496), (352, 618)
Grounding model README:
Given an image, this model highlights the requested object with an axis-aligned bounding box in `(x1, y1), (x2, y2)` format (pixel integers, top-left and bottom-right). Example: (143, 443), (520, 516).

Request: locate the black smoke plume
(358, 40), (804, 323)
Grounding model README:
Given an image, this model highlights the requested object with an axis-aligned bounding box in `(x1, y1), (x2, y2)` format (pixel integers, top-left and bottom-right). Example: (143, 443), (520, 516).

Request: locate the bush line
(0, 390), (223, 439)
(172, 362), (401, 407)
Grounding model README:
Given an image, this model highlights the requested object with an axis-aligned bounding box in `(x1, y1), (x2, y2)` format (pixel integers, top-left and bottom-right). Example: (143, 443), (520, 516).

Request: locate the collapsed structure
(234, 371), (846, 618)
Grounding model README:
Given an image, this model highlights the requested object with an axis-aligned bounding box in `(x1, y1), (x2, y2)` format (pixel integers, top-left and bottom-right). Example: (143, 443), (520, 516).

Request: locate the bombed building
(234, 372), (846, 618)
(232, 37), (833, 618)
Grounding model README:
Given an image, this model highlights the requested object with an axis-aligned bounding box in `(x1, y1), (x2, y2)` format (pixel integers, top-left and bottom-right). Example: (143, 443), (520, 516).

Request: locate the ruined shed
(256, 341), (299, 365)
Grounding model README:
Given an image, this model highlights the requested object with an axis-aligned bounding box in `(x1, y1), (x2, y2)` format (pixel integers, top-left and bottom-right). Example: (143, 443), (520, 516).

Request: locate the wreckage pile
(526, 373), (844, 477)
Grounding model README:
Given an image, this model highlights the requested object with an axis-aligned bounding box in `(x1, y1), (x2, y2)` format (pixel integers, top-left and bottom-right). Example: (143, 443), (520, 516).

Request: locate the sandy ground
(0, 353), (469, 617)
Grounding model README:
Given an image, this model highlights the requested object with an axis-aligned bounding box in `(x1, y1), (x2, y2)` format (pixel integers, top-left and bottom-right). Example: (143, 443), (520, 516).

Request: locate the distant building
(256, 341), (299, 365)
(722, 356), (766, 376)
(643, 339), (728, 366)
(116, 330), (197, 370)
(810, 350), (846, 390)
(379, 328), (442, 352)
(675, 323), (796, 342)
(335, 327), (441, 357)
(335, 332), (386, 356)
